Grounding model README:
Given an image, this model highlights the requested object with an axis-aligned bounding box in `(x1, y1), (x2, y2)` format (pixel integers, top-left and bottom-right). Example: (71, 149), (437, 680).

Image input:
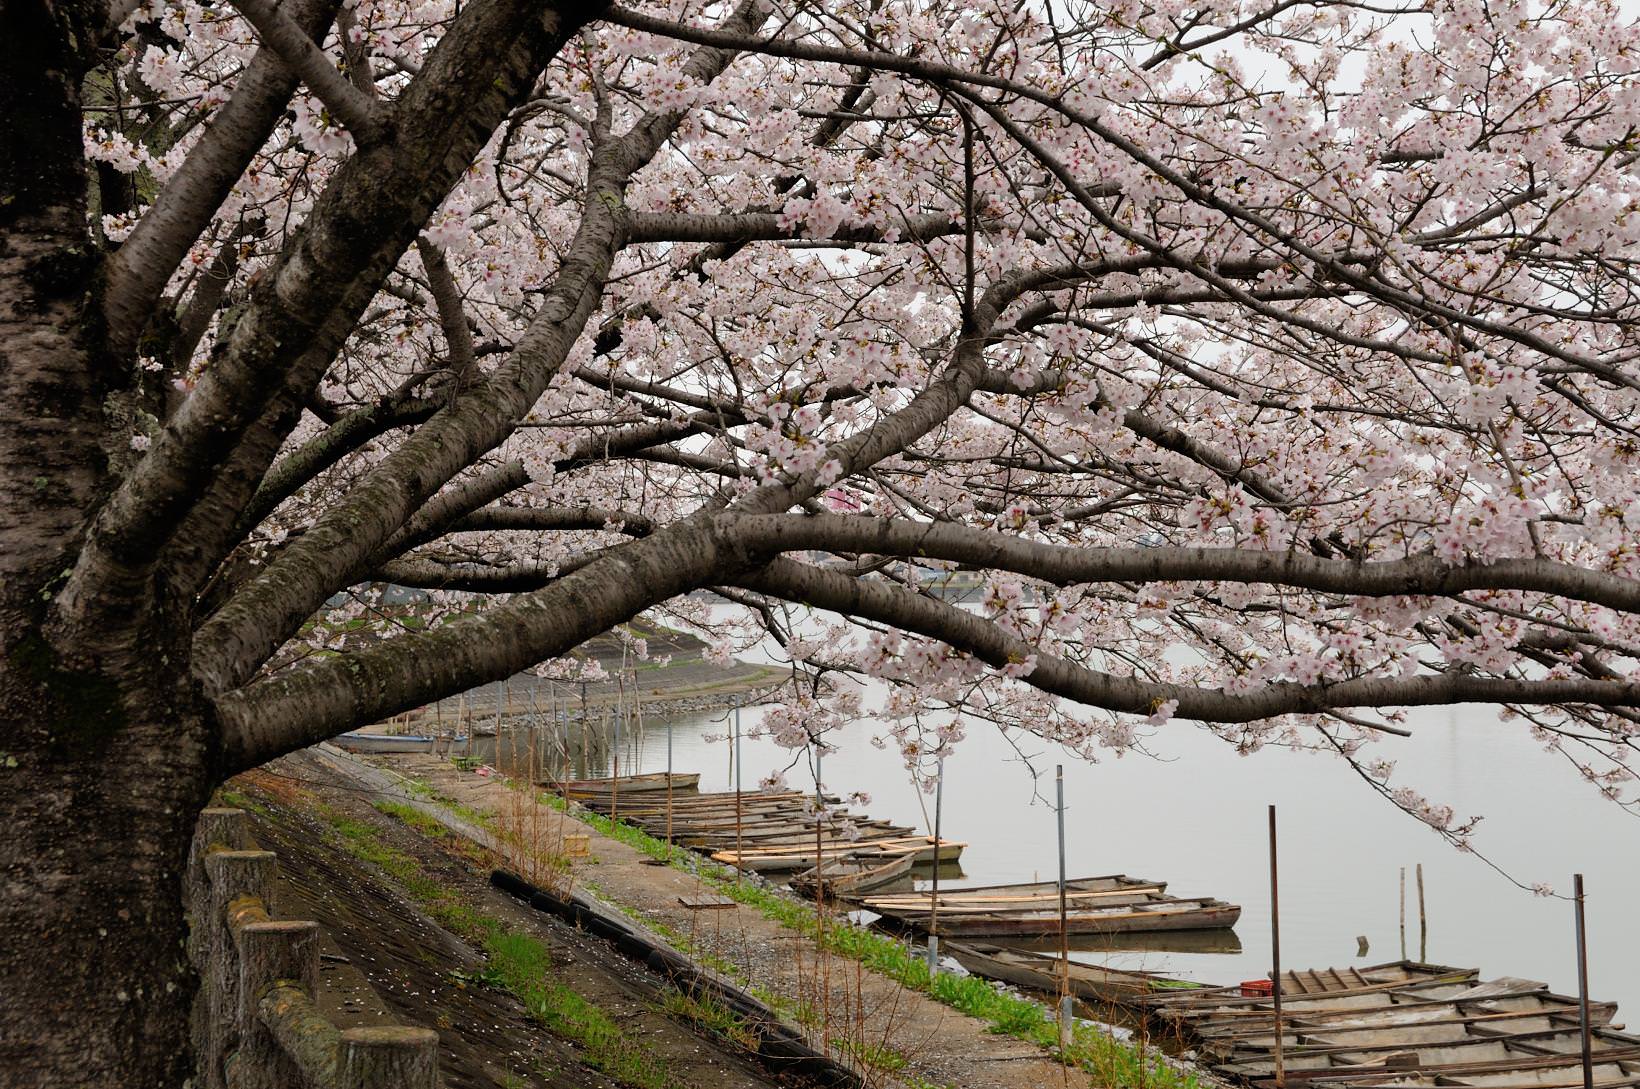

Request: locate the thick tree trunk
(3, 5), (218, 1085)
(0, 625), (216, 1089)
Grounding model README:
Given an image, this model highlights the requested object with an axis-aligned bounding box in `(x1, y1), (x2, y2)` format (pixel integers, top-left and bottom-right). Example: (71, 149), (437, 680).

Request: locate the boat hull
(875, 902), (1242, 937)
(946, 942), (1197, 1005)
(790, 854), (915, 900)
(552, 772), (702, 795)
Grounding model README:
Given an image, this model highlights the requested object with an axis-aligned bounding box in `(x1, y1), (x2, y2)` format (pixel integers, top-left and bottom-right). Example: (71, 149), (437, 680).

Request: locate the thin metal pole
(612, 700), (621, 821)
(1269, 804), (1285, 1089)
(815, 745), (827, 919)
(926, 755), (945, 975)
(734, 706), (743, 867)
(1575, 874), (1594, 1089)
(665, 717), (674, 849)
(1057, 765), (1073, 1051)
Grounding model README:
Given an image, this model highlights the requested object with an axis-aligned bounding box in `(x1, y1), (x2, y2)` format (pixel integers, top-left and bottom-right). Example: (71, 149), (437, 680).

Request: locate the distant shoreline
(394, 654), (788, 733)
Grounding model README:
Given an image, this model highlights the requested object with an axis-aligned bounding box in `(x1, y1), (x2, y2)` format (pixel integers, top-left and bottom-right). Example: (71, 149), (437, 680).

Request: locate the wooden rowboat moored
(789, 854), (915, 900)
(547, 772), (702, 795)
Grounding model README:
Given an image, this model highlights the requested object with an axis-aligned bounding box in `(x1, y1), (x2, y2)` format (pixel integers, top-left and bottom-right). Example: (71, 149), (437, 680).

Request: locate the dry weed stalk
(493, 723), (576, 896)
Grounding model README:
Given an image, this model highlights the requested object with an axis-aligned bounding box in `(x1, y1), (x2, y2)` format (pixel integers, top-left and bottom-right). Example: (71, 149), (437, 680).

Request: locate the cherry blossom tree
(5, 0), (1640, 1080)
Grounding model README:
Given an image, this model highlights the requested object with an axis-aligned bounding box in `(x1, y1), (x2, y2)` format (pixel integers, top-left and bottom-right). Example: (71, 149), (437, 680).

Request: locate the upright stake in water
(611, 698), (621, 822)
(1574, 873), (1594, 1089)
(1269, 804), (1285, 1089)
(665, 717), (674, 849)
(926, 755), (945, 975)
(734, 706), (744, 866)
(1057, 764), (1073, 1052)
(1416, 862), (1428, 961)
(1399, 866), (1407, 960)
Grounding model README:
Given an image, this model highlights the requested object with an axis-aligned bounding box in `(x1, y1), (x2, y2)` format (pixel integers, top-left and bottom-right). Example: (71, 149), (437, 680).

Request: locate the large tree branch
(229, 0), (386, 143)
(452, 502), (655, 536)
(373, 555), (594, 591)
(232, 396), (441, 538)
(214, 510), (753, 769)
(734, 556), (1640, 723)
(725, 513), (1640, 615)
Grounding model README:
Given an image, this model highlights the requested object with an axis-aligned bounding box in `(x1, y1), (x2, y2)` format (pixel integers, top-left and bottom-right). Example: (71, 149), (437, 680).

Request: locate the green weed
(484, 931), (682, 1089)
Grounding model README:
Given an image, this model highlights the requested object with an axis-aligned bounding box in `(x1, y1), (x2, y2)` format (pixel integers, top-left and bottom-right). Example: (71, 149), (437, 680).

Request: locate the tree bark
(3, 6), (263, 1086)
(1, 632), (217, 1088)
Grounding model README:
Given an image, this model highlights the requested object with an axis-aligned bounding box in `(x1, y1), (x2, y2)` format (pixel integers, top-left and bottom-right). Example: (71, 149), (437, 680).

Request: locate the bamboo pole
(1270, 804), (1285, 1089)
(1399, 866), (1407, 960)
(579, 680), (589, 780)
(1417, 862), (1427, 961)
(1574, 873), (1594, 1089)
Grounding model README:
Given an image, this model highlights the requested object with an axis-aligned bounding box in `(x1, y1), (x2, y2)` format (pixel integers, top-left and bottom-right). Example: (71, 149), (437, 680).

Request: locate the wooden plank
(678, 894), (737, 910)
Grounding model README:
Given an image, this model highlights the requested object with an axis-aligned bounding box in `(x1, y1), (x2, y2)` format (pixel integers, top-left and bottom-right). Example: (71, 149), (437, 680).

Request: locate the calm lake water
(477, 635), (1640, 1018)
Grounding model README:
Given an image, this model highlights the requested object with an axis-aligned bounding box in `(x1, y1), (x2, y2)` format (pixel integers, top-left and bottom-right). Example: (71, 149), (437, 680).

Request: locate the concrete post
(338, 1026), (440, 1089)
(233, 919), (319, 1089)
(188, 808), (255, 1080)
(202, 849), (275, 1089)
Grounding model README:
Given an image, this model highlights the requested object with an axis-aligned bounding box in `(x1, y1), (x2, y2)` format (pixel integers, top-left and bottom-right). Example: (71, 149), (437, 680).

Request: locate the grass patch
(216, 788), (273, 818)
(840, 1039), (910, 1073)
(485, 931), (681, 1089)
(322, 803), (492, 940)
(372, 799), (491, 866)
(657, 991), (761, 1052)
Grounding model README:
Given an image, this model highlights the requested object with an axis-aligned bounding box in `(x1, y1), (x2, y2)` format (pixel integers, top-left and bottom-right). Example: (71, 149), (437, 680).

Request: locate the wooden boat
(865, 874), (1168, 907)
(333, 732), (468, 754)
(874, 897), (1240, 937)
(1141, 962), (1479, 1012)
(860, 873), (1238, 937)
(1148, 963), (1640, 1089)
(682, 823), (918, 850)
(945, 942), (1203, 1006)
(789, 854), (915, 900)
(712, 836), (966, 872)
(1241, 1029), (1640, 1087)
(546, 772), (701, 795)
(576, 789), (820, 812)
